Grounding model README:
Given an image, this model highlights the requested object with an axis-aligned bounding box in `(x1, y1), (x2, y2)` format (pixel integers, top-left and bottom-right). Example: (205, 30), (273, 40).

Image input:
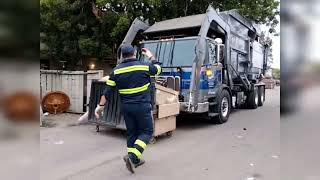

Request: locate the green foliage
(111, 15), (130, 40)
(41, 0), (279, 69)
(272, 68), (280, 79)
(312, 63), (320, 73)
(78, 37), (98, 56)
(41, 0), (113, 69)
(0, 0), (38, 59)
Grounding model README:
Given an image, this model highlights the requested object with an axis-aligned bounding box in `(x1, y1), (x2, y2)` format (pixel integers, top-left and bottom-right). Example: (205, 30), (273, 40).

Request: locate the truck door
(205, 39), (223, 96)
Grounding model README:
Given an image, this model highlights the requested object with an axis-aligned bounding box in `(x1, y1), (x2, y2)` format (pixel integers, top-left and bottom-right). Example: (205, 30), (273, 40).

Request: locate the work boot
(134, 159), (145, 168)
(123, 155), (135, 174)
(123, 155), (146, 169)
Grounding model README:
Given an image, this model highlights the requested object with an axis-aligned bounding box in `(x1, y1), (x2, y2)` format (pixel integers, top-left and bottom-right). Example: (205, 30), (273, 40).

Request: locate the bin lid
(42, 91), (70, 114)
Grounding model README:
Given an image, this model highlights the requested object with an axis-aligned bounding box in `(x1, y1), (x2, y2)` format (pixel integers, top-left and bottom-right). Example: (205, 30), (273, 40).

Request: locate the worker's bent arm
(100, 72), (116, 106)
(98, 95), (107, 106)
(149, 60), (162, 76)
(142, 48), (161, 76)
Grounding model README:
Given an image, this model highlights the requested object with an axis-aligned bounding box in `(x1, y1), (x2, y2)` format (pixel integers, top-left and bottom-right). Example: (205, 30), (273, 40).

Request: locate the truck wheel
(247, 87), (258, 109)
(211, 90), (231, 124)
(166, 131), (173, 137)
(258, 86), (265, 106)
(149, 137), (157, 144)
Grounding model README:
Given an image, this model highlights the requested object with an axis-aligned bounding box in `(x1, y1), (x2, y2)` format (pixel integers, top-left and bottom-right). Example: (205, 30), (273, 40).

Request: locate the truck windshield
(141, 38), (197, 67)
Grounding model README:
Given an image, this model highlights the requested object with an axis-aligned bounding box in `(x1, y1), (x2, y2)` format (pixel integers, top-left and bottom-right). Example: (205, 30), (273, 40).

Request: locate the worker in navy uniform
(95, 44), (161, 173)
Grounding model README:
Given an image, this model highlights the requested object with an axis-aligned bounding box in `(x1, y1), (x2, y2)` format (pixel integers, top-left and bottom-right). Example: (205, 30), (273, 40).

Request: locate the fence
(40, 70), (103, 113)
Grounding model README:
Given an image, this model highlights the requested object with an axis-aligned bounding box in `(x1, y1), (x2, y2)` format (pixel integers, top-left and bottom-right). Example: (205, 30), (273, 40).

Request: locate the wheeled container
(88, 80), (180, 143)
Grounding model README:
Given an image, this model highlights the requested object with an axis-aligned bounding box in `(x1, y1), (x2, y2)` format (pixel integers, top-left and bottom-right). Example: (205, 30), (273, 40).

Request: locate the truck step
(209, 102), (218, 106)
(209, 113), (219, 117)
(239, 74), (251, 90)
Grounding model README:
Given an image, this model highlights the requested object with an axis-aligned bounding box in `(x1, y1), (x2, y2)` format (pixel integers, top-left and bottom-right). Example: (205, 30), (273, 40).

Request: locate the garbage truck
(89, 5), (269, 134)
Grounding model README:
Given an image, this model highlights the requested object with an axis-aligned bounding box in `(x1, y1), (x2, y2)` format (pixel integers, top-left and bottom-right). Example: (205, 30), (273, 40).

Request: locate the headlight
(205, 69), (213, 76)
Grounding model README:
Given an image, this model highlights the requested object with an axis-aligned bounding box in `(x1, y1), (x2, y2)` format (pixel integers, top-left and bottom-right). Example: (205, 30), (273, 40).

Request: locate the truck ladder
(229, 65), (251, 91)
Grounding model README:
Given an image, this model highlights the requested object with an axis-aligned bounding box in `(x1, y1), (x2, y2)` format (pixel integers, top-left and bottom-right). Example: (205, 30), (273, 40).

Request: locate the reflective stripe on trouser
(135, 139), (147, 150)
(128, 147), (142, 159)
(127, 139), (148, 160)
(122, 103), (154, 164)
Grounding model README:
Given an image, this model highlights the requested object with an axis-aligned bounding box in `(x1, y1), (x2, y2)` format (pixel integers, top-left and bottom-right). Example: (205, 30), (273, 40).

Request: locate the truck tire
(246, 87), (258, 109)
(258, 86), (265, 106)
(211, 89), (231, 124)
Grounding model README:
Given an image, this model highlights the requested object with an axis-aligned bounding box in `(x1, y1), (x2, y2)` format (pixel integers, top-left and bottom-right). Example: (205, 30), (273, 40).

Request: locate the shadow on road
(175, 106), (259, 130)
(84, 107), (256, 143)
(97, 127), (127, 139)
(176, 114), (219, 129)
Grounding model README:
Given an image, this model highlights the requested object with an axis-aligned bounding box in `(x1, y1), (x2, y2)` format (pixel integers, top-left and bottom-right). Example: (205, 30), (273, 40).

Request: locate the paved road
(282, 86), (320, 180)
(40, 87), (280, 180)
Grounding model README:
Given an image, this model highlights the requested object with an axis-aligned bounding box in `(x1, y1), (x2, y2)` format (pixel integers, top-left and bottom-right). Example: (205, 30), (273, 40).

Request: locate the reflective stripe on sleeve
(154, 64), (161, 75)
(106, 79), (116, 86)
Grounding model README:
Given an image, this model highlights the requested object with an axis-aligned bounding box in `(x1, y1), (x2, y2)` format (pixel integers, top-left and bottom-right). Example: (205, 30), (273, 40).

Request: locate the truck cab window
(141, 38), (197, 67)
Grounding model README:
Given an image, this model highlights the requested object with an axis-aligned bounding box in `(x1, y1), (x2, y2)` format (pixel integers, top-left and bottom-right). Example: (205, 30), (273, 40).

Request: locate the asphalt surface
(281, 86), (320, 180)
(40, 87), (280, 180)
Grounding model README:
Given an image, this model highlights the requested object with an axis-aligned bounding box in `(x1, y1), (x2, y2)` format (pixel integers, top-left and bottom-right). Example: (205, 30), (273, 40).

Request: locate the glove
(95, 105), (104, 119)
(141, 48), (154, 60)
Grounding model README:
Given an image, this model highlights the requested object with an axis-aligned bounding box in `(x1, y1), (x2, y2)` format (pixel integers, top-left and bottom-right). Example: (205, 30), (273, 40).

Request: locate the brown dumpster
(151, 84), (180, 142)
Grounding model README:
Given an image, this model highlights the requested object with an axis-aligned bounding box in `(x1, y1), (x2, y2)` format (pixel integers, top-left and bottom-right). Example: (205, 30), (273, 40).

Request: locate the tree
(312, 63), (320, 73)
(41, 0), (114, 69)
(41, 0), (280, 70)
(1, 0), (39, 59)
(272, 68), (280, 79)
